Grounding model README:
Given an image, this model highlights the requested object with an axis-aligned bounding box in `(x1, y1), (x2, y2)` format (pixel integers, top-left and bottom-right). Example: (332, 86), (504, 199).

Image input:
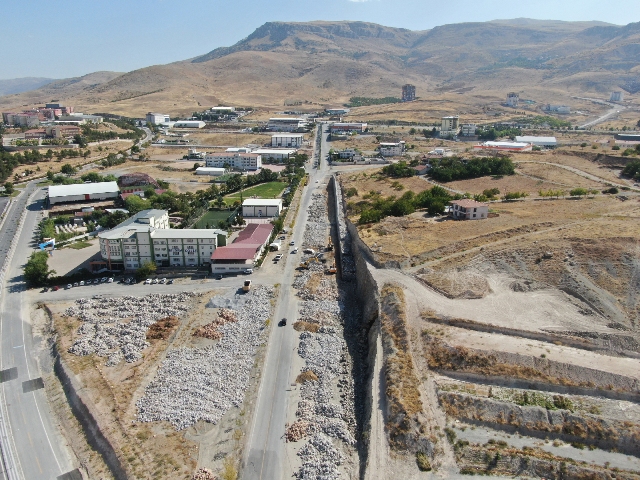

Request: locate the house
(412, 165), (430, 175)
(117, 173), (161, 194)
(450, 199), (489, 220)
(242, 199), (283, 218)
(210, 223), (273, 274)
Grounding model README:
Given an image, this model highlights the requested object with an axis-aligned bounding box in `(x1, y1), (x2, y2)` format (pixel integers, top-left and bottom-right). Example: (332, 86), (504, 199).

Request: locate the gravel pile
(192, 468), (217, 480)
(303, 193), (329, 249)
(295, 433), (344, 480)
(65, 293), (198, 365)
(193, 308), (238, 341)
(334, 180), (356, 280)
(136, 286), (274, 430)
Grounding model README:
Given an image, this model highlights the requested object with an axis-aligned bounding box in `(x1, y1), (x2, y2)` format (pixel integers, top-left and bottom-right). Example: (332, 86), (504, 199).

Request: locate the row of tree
(430, 157), (515, 182)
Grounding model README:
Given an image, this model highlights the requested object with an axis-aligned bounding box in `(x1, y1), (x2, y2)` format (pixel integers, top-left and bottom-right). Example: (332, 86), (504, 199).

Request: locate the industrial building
(271, 133), (304, 147)
(173, 120), (206, 129)
(506, 92), (519, 107)
(97, 209), (227, 270)
(48, 182), (120, 206)
(542, 104), (570, 114)
(253, 148), (296, 162)
(242, 199), (283, 218)
(473, 141), (533, 152)
(209, 107), (235, 113)
(267, 118), (306, 132)
(441, 116), (460, 135)
(515, 136), (557, 148)
(146, 112), (171, 125)
(379, 142), (405, 157)
(325, 108), (350, 116)
(329, 123), (368, 134)
(450, 199), (489, 220)
(195, 167), (226, 176)
(402, 84), (416, 102)
(205, 152), (262, 171)
(210, 223), (273, 274)
(610, 92), (624, 102)
(57, 114), (103, 124)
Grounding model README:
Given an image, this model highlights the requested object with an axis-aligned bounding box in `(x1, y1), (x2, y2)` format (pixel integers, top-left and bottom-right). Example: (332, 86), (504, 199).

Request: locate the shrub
(602, 187), (618, 194)
(570, 188), (588, 197)
(24, 251), (56, 287)
(416, 451), (432, 471)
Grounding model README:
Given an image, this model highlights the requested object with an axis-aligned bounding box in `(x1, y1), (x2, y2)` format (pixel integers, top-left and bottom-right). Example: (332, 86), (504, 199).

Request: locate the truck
(243, 280), (252, 292)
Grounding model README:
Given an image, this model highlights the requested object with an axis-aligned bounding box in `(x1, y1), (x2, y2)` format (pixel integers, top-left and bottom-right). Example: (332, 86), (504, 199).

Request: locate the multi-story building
(205, 152), (262, 171)
(24, 125), (81, 140)
(57, 114), (103, 124)
(267, 118), (306, 132)
(45, 103), (73, 115)
(97, 209), (227, 270)
(542, 104), (570, 114)
(253, 148), (296, 162)
(379, 142), (405, 157)
(610, 91), (624, 102)
(329, 123), (368, 134)
(506, 92), (519, 107)
(402, 84), (416, 102)
(2, 112), (41, 127)
(271, 133), (304, 147)
(441, 116), (459, 135)
(461, 124), (477, 136)
(146, 112), (171, 125)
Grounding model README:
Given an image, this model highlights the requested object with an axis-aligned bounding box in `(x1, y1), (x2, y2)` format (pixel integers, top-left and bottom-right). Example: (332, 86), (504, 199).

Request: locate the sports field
(192, 209), (234, 229)
(224, 181), (285, 205)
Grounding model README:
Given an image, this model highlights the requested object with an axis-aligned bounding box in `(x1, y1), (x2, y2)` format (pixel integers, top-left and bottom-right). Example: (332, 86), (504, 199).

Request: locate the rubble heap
(193, 308), (238, 340)
(192, 468), (217, 480)
(136, 286), (274, 430)
(65, 293), (197, 366)
(303, 193), (329, 249)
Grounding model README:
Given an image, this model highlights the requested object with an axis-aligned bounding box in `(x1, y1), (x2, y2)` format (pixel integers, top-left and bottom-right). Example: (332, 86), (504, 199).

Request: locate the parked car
(274, 254), (283, 261)
(73, 282), (79, 287)
(100, 277), (107, 283)
(216, 275), (223, 280)
(244, 269), (253, 274)
(289, 241), (295, 246)
(53, 285), (59, 291)
(79, 281), (85, 286)
(279, 235), (286, 240)
(160, 278), (167, 284)
(66, 284), (72, 289)
(145, 279), (152, 285)
(292, 248), (298, 254)
(167, 279), (174, 284)
(279, 318), (287, 326)
(107, 278), (113, 283)
(93, 278), (100, 284)
(152, 278), (158, 284)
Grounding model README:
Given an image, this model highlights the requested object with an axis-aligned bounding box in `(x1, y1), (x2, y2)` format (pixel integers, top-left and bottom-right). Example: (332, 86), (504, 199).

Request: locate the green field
(193, 209), (234, 229)
(224, 181), (285, 205)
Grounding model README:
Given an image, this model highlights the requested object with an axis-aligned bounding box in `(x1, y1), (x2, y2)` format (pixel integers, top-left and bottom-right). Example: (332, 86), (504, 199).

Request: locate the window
(473, 214), (476, 218)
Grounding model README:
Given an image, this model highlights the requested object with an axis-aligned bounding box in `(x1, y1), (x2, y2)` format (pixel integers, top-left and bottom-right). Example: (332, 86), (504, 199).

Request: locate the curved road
(0, 185), (77, 480)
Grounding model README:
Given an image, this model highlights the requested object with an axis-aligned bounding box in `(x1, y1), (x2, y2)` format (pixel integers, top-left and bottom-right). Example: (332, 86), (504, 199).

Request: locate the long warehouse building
(48, 181), (120, 205)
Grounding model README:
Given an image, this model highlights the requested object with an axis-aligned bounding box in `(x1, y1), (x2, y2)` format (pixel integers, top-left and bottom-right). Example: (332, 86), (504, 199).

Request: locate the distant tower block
(506, 92), (519, 107)
(402, 84), (416, 102)
(610, 91), (623, 102)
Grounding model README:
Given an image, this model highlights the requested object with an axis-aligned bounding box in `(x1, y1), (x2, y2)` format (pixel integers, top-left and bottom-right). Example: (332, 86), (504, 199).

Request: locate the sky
(1, 0), (639, 80)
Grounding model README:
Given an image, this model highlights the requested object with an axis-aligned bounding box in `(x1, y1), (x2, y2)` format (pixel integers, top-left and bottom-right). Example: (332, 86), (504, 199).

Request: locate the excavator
(325, 263), (337, 275)
(298, 257), (319, 270)
(326, 238), (334, 252)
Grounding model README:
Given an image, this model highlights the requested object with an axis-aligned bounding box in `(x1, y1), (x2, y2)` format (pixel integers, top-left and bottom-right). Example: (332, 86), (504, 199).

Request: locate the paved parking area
(47, 240), (101, 276)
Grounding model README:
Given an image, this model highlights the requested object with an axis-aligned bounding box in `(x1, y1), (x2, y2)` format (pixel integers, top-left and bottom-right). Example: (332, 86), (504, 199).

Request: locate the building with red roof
(210, 223), (273, 273)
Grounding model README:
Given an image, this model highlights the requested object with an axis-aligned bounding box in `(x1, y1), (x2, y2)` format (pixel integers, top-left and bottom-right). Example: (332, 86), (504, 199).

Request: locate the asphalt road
(0, 185), (77, 479)
(243, 124), (331, 480)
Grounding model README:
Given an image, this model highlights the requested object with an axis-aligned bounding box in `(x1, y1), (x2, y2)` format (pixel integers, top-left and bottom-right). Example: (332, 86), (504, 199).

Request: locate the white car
(107, 278), (113, 283)
(160, 278), (167, 284)
(274, 254), (283, 261)
(292, 248), (298, 254)
(244, 269), (253, 274)
(144, 279), (152, 285)
(152, 278), (159, 284)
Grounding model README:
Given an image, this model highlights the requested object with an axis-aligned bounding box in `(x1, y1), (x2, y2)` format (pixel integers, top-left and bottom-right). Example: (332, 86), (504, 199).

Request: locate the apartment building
(441, 116), (459, 134)
(379, 142), (405, 157)
(402, 84), (416, 102)
(205, 152), (262, 171)
(271, 133), (304, 147)
(146, 112), (171, 125)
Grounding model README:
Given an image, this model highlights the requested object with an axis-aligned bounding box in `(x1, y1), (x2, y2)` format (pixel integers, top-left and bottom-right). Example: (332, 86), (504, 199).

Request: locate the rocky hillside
(2, 19), (639, 116)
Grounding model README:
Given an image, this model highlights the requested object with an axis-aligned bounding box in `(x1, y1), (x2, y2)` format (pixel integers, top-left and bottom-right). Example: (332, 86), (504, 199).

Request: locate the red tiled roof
(235, 223), (273, 245)
(211, 245), (259, 261)
(210, 223), (273, 261)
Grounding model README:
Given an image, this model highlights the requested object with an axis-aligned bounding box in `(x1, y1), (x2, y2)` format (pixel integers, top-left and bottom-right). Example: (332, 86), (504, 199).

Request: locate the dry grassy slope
(3, 19), (640, 116)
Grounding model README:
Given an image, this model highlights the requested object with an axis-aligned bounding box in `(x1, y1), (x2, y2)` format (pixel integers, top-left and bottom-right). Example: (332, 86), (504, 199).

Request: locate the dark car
(279, 318), (287, 326)
(216, 275), (223, 280)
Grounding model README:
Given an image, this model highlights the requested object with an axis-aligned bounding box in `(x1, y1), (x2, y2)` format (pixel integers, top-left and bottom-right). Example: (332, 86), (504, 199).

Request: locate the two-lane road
(0, 186), (77, 480)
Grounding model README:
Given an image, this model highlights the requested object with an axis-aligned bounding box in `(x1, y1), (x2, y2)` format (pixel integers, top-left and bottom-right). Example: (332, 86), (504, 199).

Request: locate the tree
(24, 251), (56, 287)
(73, 134), (87, 148)
(3, 182), (14, 195)
(60, 163), (75, 175)
(570, 188), (588, 198)
(135, 261), (156, 282)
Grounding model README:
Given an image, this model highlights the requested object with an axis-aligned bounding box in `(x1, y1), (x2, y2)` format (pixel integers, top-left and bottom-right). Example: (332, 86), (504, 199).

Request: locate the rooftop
(515, 136), (557, 143)
(242, 199), (283, 207)
(271, 133), (304, 137)
(152, 229), (226, 239)
(451, 199), (489, 208)
(253, 149), (296, 155)
(48, 181), (119, 199)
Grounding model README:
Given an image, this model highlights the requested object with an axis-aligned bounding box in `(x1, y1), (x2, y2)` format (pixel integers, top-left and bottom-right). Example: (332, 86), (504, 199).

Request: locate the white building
(210, 107), (235, 113)
(271, 133), (304, 147)
(473, 141), (532, 152)
(325, 108), (350, 115)
(205, 152), (262, 171)
(450, 199), (489, 220)
(379, 142), (405, 157)
(330, 123), (367, 134)
(515, 136), (557, 148)
(441, 116), (459, 134)
(242, 199), (283, 218)
(268, 118), (306, 132)
(195, 167), (226, 176)
(225, 147), (252, 153)
(48, 182), (120, 205)
(338, 148), (360, 159)
(97, 209), (227, 270)
(146, 113), (171, 125)
(253, 148), (296, 162)
(461, 124), (477, 136)
(173, 120), (206, 129)
(543, 104), (571, 114)
(506, 92), (519, 107)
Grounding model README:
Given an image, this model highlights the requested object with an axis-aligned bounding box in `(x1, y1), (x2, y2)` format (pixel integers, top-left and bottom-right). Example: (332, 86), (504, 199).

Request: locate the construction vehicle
(325, 263), (337, 274)
(299, 257), (319, 270)
(243, 280), (252, 292)
(326, 238), (334, 252)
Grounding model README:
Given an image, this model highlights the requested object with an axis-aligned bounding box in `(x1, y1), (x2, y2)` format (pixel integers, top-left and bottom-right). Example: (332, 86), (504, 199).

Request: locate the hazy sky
(2, 0), (639, 80)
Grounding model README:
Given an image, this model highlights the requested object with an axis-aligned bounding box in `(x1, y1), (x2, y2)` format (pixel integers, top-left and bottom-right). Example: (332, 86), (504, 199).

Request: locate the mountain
(1, 19), (638, 117)
(0, 77), (56, 96)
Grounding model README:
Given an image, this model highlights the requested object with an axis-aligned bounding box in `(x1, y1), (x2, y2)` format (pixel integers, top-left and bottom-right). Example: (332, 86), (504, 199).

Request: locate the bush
(416, 451), (432, 471)
(135, 261), (157, 281)
(621, 160), (640, 179)
(430, 157), (515, 183)
(24, 251), (56, 287)
(602, 187), (619, 194)
(570, 188), (588, 197)
(381, 161), (415, 178)
(502, 191), (528, 200)
(612, 145), (620, 150)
